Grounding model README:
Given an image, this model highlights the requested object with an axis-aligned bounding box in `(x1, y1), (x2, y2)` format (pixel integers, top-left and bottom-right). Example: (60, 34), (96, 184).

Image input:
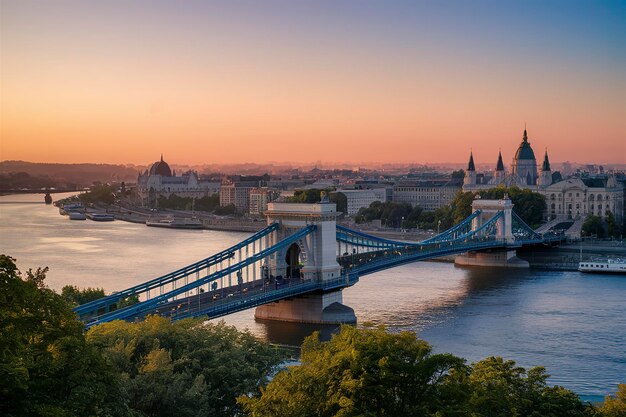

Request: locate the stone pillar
(256, 202), (355, 324)
(454, 197), (528, 268)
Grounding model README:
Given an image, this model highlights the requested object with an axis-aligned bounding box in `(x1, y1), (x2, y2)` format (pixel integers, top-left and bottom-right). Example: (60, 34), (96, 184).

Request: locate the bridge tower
(254, 202), (357, 324)
(455, 196), (530, 268)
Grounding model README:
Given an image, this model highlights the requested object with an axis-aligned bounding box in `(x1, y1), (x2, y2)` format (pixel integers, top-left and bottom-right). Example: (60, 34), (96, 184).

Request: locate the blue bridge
(75, 198), (563, 327)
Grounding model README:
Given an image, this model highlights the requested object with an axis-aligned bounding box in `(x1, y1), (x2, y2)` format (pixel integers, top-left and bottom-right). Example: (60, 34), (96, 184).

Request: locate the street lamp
(437, 220), (442, 234)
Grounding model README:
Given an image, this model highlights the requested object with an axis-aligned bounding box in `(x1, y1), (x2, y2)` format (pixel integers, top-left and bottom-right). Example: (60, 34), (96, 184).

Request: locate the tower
(464, 151), (477, 186)
(512, 128), (538, 186)
(538, 149), (552, 186)
(494, 150), (505, 183)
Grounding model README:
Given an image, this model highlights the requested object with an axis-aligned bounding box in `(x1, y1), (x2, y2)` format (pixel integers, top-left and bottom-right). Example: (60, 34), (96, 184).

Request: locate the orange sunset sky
(1, 1), (625, 166)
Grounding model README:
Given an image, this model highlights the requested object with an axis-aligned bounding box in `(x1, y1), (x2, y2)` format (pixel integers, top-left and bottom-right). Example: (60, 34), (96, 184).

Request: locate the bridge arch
(285, 242), (302, 279)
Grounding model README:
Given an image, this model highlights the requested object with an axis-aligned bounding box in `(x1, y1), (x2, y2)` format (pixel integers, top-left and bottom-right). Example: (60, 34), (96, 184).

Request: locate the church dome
(149, 155), (172, 176)
(514, 129), (536, 161)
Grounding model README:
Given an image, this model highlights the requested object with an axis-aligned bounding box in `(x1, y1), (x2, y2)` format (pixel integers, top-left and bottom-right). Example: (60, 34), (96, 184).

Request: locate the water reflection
(2, 194), (625, 398)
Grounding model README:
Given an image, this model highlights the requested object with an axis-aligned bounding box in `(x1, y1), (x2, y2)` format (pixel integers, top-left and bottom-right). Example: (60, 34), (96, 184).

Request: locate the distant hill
(0, 161), (142, 188)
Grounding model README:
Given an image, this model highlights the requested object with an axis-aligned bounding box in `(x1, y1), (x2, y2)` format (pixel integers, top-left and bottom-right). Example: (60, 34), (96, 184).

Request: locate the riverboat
(578, 259), (626, 274)
(146, 217), (203, 229)
(87, 213), (115, 221)
(68, 211), (87, 220)
(59, 203), (84, 215)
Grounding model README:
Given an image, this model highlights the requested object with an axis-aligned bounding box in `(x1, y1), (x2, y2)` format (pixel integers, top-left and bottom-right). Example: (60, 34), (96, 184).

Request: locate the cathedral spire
(160, 153), (164, 162)
(496, 150), (504, 171)
(542, 148), (551, 171)
(522, 127), (528, 143)
(467, 151), (475, 171)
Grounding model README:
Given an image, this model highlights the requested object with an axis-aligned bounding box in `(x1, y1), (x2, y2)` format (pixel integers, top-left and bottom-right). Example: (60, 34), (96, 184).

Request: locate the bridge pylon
(455, 196), (530, 268)
(254, 202), (356, 324)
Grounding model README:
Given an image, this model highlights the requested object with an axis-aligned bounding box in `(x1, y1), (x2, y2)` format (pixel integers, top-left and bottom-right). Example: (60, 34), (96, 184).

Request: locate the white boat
(578, 259), (626, 274)
(68, 211), (87, 220)
(59, 202), (84, 215)
(146, 217), (203, 229)
(87, 213), (115, 221)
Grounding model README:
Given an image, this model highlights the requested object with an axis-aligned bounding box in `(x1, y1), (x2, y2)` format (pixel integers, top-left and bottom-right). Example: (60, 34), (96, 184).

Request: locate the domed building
(462, 128), (624, 226)
(148, 155), (172, 177)
(137, 155), (221, 206)
(511, 129), (538, 186)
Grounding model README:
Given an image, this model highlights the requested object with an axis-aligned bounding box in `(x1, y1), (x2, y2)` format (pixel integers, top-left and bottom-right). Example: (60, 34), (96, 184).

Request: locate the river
(1, 192), (624, 401)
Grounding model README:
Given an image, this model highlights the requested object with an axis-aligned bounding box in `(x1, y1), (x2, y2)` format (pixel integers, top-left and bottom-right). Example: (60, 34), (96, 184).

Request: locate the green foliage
(61, 285), (106, 306)
(606, 212), (618, 238)
(599, 384), (626, 417)
(79, 183), (117, 205)
(330, 191), (347, 213)
(451, 169), (465, 179)
(582, 215), (605, 238)
(240, 325), (594, 417)
(87, 315), (283, 417)
(355, 201), (414, 227)
(0, 255), (123, 417)
(449, 187), (547, 228)
(239, 324), (465, 417)
(157, 193), (220, 212)
(215, 203), (238, 215)
(284, 188), (330, 204)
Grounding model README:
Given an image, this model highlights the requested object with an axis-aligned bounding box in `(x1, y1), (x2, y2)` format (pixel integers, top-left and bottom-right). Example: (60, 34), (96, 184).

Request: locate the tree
(0, 255), (123, 417)
(239, 325), (466, 417)
(582, 215), (605, 238)
(448, 187), (547, 228)
(61, 285), (106, 306)
(606, 211), (618, 238)
(79, 183), (117, 205)
(239, 326), (594, 417)
(87, 315), (283, 417)
(599, 384), (626, 417)
(451, 169), (465, 179)
(330, 191), (347, 213)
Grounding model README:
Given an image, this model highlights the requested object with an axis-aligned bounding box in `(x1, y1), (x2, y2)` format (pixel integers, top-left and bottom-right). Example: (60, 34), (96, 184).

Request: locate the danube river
(1, 193), (624, 401)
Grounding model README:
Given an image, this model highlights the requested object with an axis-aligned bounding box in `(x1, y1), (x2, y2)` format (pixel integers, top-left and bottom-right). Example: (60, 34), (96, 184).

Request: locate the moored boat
(146, 216), (203, 229)
(68, 211), (87, 220)
(87, 213), (115, 221)
(578, 258), (626, 274)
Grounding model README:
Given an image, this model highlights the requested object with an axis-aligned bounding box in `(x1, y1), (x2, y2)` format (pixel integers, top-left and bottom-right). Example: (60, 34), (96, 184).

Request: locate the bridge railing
(83, 225), (317, 328)
(74, 222), (280, 317)
(170, 272), (360, 322)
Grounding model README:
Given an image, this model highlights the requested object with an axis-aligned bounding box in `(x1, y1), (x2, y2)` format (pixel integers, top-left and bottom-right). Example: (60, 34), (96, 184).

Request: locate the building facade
(337, 188), (387, 215)
(393, 179), (462, 211)
(137, 155), (220, 203)
(462, 130), (624, 225)
(249, 187), (280, 215)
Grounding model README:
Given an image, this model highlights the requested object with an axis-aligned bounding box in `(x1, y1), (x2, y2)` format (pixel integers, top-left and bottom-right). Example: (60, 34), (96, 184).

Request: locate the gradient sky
(1, 0), (625, 166)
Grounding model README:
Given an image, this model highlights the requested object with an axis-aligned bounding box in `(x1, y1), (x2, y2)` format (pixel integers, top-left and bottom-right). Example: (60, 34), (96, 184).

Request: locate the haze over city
(1, 0), (625, 166)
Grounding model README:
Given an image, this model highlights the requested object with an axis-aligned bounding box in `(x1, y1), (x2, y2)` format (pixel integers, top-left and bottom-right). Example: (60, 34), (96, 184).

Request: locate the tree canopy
(0, 255), (123, 417)
(87, 316), (283, 417)
(239, 325), (594, 417)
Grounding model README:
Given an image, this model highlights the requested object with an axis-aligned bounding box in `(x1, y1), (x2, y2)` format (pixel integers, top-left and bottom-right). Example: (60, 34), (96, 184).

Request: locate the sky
(1, 0), (625, 166)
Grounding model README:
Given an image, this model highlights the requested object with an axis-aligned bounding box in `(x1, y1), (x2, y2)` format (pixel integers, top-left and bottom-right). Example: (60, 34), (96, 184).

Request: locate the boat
(146, 217), (203, 229)
(59, 202), (84, 215)
(68, 211), (87, 220)
(86, 213), (115, 221)
(578, 258), (626, 274)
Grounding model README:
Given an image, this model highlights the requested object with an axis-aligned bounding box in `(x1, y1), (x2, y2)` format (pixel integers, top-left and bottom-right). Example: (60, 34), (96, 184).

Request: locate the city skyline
(2, 0), (625, 165)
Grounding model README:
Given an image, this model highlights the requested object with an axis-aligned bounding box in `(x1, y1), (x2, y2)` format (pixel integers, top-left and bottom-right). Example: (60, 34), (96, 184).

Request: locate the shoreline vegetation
(1, 254), (625, 417)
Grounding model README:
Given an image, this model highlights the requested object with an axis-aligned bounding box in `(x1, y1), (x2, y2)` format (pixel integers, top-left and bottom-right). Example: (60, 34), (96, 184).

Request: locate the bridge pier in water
(255, 202), (357, 324)
(454, 196), (529, 268)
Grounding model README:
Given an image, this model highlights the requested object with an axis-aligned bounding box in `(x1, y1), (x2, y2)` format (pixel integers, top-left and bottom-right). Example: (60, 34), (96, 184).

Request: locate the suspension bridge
(75, 197), (563, 328)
